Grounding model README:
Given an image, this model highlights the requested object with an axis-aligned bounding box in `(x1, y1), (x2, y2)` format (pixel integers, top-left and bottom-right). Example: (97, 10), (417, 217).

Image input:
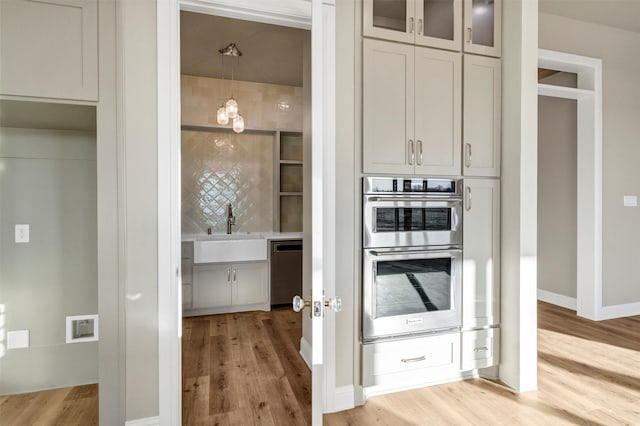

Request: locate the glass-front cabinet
(364, 0), (462, 52)
(463, 0), (501, 57)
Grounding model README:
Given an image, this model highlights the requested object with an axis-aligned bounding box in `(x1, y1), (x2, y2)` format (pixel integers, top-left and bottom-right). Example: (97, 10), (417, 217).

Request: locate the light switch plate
(15, 224), (29, 243)
(7, 330), (30, 349)
(623, 196), (637, 207)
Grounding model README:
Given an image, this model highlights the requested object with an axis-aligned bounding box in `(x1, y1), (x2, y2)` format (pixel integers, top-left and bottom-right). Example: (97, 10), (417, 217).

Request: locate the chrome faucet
(226, 203), (236, 234)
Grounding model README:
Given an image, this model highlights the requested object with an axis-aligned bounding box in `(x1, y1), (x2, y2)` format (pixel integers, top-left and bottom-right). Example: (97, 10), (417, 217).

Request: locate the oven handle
(367, 196), (462, 203)
(369, 249), (462, 257)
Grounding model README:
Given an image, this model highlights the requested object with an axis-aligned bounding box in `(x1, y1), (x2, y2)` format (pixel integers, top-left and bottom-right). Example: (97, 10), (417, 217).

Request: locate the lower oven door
(363, 247), (462, 341)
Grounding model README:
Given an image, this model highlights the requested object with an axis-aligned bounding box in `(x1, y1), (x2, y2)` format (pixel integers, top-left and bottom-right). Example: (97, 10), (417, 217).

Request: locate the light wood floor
(0, 384), (98, 425)
(182, 307), (311, 425)
(2, 302), (638, 425)
(325, 301), (640, 425)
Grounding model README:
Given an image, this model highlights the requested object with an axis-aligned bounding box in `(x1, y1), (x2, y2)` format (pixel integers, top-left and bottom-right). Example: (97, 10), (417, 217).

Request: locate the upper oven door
(363, 195), (462, 249)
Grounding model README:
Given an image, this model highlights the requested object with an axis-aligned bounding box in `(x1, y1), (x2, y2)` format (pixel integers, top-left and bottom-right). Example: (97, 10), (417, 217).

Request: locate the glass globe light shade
(225, 97), (239, 119)
(232, 115), (245, 133)
(216, 105), (229, 125)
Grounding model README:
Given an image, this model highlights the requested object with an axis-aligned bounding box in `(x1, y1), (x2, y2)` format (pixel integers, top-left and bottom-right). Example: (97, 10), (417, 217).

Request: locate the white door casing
(537, 49), (603, 320)
(157, 1), (339, 425)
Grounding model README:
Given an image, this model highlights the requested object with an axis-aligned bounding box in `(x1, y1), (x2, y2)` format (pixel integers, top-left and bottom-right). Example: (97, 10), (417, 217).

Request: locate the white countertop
(182, 232), (302, 242)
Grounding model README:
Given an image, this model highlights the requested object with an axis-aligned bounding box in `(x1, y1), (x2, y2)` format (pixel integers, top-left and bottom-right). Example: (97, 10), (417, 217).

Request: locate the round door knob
(292, 295), (309, 312)
(325, 297), (342, 313)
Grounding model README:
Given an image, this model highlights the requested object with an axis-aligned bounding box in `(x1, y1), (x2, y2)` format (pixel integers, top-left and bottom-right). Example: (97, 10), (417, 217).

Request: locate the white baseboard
(125, 416), (160, 426)
(299, 336), (312, 370)
(326, 385), (355, 413)
(599, 301), (640, 320)
(537, 289), (577, 310)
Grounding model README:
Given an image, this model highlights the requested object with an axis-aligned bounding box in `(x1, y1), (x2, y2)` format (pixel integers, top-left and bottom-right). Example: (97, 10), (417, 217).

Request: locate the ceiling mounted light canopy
(216, 43), (245, 133)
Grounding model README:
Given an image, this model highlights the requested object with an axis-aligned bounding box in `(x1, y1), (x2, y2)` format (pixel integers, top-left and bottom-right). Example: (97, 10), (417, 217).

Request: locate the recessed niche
(66, 314), (99, 343)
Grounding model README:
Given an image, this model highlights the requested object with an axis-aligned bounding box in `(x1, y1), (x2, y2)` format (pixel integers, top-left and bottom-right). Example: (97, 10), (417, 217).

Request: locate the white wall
(0, 128), (97, 395)
(537, 95), (577, 299)
(540, 13), (640, 306)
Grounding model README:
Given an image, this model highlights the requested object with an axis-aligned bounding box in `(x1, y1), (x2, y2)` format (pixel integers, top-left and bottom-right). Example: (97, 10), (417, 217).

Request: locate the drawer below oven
(363, 332), (460, 388)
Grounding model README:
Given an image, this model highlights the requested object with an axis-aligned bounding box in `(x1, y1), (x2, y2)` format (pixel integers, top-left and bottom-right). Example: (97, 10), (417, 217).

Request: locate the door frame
(157, 1), (338, 424)
(537, 48), (603, 320)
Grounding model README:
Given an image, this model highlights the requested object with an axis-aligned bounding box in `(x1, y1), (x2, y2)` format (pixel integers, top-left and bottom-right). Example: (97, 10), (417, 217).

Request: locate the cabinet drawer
(181, 242), (194, 259)
(363, 333), (459, 387)
(461, 328), (499, 371)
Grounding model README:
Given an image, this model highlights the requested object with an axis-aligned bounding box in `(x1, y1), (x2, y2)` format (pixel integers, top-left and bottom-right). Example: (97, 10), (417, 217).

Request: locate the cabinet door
(363, 39), (415, 175)
(233, 262), (268, 306)
(463, 0), (501, 57)
(363, 0), (415, 45)
(0, 0), (98, 101)
(193, 264), (232, 309)
(463, 54), (501, 177)
(415, 0), (461, 51)
(414, 47), (461, 176)
(462, 178), (500, 329)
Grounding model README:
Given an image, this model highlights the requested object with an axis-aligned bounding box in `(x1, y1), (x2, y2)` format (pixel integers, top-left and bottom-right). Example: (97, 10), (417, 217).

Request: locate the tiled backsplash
(181, 130), (274, 234)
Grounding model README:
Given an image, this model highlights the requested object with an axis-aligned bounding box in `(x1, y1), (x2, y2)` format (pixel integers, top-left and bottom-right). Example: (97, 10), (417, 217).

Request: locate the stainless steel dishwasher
(270, 240), (303, 306)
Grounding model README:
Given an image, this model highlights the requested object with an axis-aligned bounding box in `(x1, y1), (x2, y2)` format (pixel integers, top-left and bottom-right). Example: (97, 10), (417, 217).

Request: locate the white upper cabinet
(462, 178), (500, 329)
(0, 0), (98, 102)
(364, 0), (462, 52)
(463, 54), (501, 177)
(363, 39), (415, 175)
(463, 0), (501, 57)
(414, 47), (461, 176)
(363, 39), (461, 176)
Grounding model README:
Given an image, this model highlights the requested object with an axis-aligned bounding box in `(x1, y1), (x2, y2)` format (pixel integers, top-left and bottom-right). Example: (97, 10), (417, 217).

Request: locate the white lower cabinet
(461, 328), (500, 371)
(190, 261), (268, 313)
(463, 178), (500, 329)
(363, 333), (460, 389)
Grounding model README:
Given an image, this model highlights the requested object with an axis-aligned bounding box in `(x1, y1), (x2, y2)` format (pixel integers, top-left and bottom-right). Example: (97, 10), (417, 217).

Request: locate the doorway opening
(178, 11), (313, 424)
(536, 49), (602, 320)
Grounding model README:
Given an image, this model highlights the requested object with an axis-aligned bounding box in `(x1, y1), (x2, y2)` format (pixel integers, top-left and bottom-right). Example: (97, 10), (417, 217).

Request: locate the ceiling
(539, 0), (640, 34)
(180, 12), (309, 87)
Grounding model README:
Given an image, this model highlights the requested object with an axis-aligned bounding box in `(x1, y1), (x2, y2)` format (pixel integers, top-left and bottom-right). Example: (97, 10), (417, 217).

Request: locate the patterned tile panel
(181, 130), (274, 234)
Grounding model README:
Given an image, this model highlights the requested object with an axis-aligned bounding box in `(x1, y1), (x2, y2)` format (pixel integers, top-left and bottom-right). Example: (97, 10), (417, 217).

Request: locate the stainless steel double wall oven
(363, 177), (463, 341)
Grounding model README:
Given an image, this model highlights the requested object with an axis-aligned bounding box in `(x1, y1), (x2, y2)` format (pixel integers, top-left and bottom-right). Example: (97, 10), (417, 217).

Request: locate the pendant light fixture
(216, 43), (245, 133)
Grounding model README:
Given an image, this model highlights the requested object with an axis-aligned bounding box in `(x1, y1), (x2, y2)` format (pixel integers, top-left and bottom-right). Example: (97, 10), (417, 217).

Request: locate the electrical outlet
(7, 330), (30, 349)
(15, 224), (29, 243)
(623, 196), (637, 207)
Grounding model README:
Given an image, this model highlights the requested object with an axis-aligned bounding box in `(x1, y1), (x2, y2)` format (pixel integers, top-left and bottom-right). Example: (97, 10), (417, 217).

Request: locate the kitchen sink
(194, 235), (267, 263)
(196, 232), (262, 241)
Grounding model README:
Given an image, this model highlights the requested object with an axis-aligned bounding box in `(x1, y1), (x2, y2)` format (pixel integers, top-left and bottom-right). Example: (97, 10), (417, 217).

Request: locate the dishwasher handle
(272, 241), (303, 252)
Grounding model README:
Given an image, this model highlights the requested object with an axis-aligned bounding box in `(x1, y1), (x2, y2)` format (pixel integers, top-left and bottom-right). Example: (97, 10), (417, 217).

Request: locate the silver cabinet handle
(409, 17), (414, 34)
(233, 269), (237, 281)
(418, 18), (423, 35)
(227, 268), (231, 282)
(465, 187), (472, 211)
(465, 143), (472, 168)
(466, 27), (472, 43)
(417, 140), (423, 165)
(474, 346), (489, 352)
(401, 355), (426, 363)
(408, 139), (414, 165)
